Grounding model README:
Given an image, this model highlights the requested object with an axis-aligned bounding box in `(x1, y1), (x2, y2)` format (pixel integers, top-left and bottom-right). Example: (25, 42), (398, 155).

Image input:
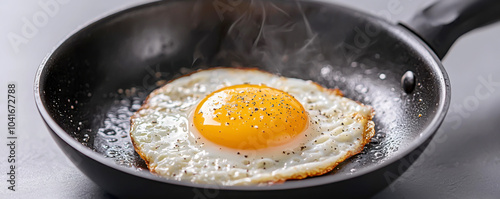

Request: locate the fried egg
(130, 68), (375, 185)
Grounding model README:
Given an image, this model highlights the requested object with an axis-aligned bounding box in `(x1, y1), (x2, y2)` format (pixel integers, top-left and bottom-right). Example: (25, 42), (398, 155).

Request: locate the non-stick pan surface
(35, 0), (499, 198)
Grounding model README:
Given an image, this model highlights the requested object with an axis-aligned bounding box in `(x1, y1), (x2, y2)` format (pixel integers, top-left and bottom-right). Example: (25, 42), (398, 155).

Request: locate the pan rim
(33, 0), (451, 192)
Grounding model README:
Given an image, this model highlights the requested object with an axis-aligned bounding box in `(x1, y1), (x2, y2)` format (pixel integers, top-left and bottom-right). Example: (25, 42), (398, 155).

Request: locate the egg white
(130, 68), (375, 185)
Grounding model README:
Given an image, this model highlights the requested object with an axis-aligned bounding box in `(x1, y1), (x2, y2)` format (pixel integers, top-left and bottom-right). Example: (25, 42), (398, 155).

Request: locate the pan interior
(38, 0), (446, 184)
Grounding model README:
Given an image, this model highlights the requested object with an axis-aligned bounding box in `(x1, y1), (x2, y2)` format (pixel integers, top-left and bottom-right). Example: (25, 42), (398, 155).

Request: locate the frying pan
(34, 0), (500, 198)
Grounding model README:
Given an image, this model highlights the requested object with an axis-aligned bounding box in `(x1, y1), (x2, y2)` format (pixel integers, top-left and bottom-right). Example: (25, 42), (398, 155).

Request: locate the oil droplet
(379, 73), (386, 80)
(106, 150), (117, 158)
(350, 168), (356, 173)
(355, 84), (369, 93)
(321, 66), (331, 76)
(103, 129), (117, 136)
(401, 71), (416, 93)
(131, 104), (141, 111)
(376, 132), (386, 139)
(374, 152), (384, 159)
(82, 134), (90, 143)
(108, 138), (118, 143)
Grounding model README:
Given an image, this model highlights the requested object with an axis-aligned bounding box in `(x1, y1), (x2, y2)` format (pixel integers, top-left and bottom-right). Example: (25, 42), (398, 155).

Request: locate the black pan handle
(401, 0), (500, 59)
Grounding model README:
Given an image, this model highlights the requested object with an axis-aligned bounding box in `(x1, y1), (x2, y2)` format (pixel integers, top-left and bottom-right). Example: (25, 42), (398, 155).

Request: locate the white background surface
(1, 0), (500, 198)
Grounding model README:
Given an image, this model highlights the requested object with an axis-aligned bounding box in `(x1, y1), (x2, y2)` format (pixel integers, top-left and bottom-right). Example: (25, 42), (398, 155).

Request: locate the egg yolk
(193, 84), (308, 150)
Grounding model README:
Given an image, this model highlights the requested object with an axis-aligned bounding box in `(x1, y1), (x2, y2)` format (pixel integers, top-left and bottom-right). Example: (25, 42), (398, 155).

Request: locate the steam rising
(211, 0), (323, 77)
